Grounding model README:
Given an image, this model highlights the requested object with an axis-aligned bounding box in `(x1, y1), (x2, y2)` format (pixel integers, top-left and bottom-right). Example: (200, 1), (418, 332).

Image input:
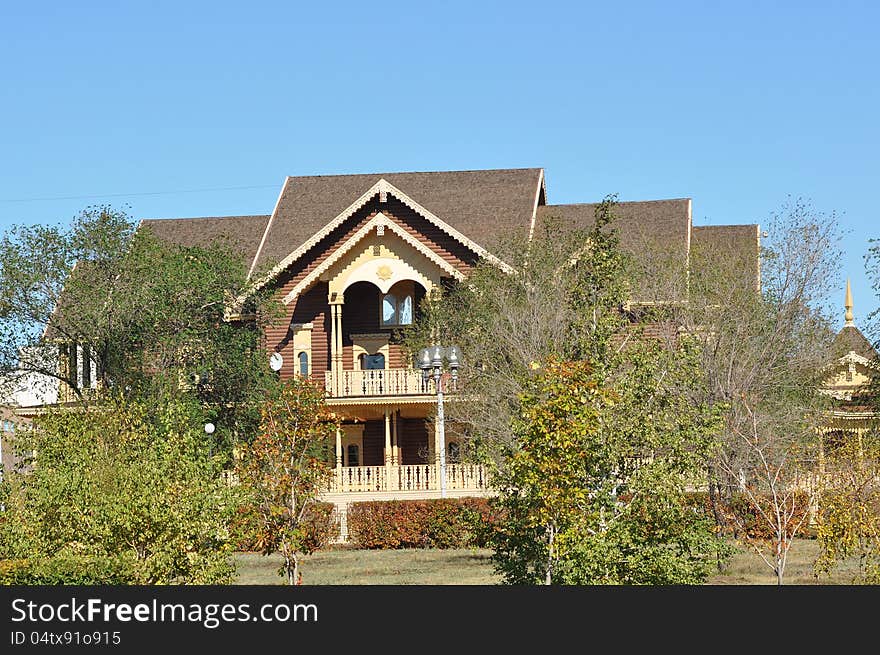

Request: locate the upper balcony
(325, 368), (457, 399)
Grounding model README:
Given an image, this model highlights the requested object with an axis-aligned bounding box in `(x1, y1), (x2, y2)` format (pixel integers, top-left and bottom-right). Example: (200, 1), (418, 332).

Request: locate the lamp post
(419, 345), (460, 498)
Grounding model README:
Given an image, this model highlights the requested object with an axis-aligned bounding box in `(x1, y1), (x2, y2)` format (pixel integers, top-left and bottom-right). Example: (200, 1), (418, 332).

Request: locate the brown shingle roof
(690, 224), (760, 300)
(536, 198), (691, 253)
(536, 199), (692, 302)
(140, 215), (271, 266)
(250, 168), (543, 276)
(834, 325), (877, 360)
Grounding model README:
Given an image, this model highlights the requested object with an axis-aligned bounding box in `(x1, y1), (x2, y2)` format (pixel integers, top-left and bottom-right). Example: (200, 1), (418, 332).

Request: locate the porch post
(335, 427), (343, 489)
(391, 410), (399, 465)
(328, 297), (345, 396)
(328, 302), (337, 395)
(385, 410), (395, 491)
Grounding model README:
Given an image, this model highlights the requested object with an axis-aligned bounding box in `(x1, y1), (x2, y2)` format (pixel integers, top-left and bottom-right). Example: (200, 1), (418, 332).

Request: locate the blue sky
(1, 1), (877, 332)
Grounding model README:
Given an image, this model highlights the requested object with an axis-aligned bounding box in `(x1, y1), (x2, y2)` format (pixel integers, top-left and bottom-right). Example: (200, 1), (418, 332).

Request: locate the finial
(845, 278), (854, 326)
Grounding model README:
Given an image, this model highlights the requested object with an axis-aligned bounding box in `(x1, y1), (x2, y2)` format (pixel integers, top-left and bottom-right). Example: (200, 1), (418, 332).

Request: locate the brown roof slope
(251, 168), (543, 275)
(690, 225), (760, 302)
(834, 325), (877, 360)
(536, 199), (692, 302)
(140, 215), (271, 266)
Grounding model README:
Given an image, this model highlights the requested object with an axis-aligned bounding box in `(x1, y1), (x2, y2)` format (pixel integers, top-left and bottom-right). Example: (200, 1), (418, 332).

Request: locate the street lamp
(419, 344), (460, 498)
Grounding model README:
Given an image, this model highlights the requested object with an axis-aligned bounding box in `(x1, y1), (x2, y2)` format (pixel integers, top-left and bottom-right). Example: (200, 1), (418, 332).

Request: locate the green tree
(403, 196), (626, 459)
(815, 433), (880, 584)
(406, 197), (729, 583)
(0, 395), (238, 583)
(0, 204), (281, 455)
(236, 377), (338, 585)
(490, 350), (729, 585)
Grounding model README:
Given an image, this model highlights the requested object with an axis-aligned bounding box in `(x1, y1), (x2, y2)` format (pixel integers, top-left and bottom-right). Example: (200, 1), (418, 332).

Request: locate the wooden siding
(362, 420), (384, 467)
(262, 196), (478, 383)
(263, 282), (330, 381)
(400, 418), (429, 465)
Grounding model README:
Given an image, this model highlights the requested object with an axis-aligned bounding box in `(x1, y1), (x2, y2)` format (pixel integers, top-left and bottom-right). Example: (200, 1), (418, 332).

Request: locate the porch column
(391, 410), (399, 465)
(328, 296), (344, 395)
(385, 410), (397, 491)
(335, 427), (343, 488)
(384, 411), (392, 467)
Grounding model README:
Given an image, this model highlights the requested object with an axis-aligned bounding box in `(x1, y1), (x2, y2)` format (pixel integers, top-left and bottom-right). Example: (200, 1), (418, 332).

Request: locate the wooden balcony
(326, 463), (488, 494)
(325, 368), (456, 398)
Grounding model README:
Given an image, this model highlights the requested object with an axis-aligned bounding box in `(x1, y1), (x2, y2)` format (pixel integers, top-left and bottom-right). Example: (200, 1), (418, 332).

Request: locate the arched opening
(381, 280), (421, 327)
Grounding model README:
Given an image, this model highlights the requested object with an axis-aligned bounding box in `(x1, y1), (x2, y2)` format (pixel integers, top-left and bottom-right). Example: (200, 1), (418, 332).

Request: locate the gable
(249, 168), (543, 277)
(264, 194), (487, 310)
(822, 352), (877, 399)
(282, 212), (465, 305)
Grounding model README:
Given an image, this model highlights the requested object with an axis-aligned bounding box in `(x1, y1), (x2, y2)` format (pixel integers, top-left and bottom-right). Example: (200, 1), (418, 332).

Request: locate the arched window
(298, 352), (309, 376)
(381, 285), (414, 327)
(399, 294), (413, 325)
(346, 444), (360, 467)
(382, 294), (397, 325)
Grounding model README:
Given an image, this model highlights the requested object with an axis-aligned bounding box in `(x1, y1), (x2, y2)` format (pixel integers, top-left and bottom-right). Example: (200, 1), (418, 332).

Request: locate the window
(448, 441), (461, 463)
(381, 289), (414, 326)
(382, 293), (398, 325)
(347, 444), (360, 467)
(360, 353), (385, 370)
(298, 352), (309, 376)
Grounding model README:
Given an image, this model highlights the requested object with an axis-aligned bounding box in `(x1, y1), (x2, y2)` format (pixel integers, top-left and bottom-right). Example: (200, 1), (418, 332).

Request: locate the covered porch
(325, 403), (490, 497)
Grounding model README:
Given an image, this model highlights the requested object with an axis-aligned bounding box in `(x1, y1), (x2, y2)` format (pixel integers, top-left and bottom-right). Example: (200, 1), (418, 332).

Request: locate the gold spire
(845, 278), (854, 326)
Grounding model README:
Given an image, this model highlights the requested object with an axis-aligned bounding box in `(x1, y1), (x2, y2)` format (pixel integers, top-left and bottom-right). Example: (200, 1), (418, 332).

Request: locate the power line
(0, 184), (279, 203)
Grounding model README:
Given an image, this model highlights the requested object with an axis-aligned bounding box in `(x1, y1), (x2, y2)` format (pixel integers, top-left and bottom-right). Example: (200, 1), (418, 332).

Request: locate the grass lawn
(233, 537), (864, 585)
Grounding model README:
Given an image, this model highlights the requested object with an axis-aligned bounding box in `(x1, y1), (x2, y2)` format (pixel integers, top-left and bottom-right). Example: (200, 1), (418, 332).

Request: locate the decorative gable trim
(246, 178), (512, 297)
(281, 212), (464, 306)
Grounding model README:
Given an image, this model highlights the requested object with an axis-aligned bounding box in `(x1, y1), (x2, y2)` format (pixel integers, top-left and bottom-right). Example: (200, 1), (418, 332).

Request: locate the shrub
(0, 554), (137, 585)
(230, 501), (338, 552)
(347, 497), (494, 549)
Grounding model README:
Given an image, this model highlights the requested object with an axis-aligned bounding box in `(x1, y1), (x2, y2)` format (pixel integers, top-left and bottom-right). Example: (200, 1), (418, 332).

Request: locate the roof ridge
(284, 167), (543, 180)
(542, 197), (691, 207)
(140, 214), (270, 222)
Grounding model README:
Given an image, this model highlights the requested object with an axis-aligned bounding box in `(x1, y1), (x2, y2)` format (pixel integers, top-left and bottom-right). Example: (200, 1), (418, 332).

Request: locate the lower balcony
(324, 463), (489, 495)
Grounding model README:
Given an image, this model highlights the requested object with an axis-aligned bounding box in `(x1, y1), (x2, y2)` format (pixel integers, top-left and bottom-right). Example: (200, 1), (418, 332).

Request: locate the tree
(0, 204), (281, 456)
(714, 397), (817, 585)
(812, 237), (880, 583)
(0, 205), (133, 401)
(403, 196), (627, 460)
(406, 198), (730, 583)
(633, 196), (842, 583)
(814, 433), (880, 584)
(489, 349), (729, 585)
(236, 376), (338, 585)
(0, 395), (238, 583)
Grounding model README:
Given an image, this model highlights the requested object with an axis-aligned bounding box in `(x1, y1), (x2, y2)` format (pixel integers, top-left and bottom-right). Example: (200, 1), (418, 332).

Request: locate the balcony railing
(326, 368), (457, 398)
(326, 463), (488, 494)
